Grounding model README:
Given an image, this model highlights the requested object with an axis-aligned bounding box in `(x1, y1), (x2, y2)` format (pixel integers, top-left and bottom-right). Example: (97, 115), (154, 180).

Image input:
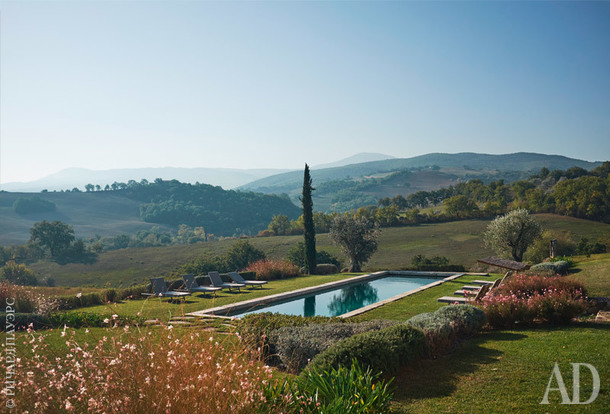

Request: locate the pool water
(231, 275), (440, 318)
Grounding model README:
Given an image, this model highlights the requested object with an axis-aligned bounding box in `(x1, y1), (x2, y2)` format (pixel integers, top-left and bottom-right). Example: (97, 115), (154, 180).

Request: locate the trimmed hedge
(530, 261), (570, 275)
(305, 324), (426, 375)
(271, 320), (398, 373)
(407, 304), (487, 356)
(236, 313), (337, 362)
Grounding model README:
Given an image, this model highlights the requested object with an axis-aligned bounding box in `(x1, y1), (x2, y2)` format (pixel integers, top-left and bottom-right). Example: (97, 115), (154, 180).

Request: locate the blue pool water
(230, 275), (441, 318)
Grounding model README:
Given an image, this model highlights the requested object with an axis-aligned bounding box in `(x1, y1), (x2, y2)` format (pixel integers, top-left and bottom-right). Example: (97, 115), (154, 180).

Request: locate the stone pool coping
(187, 270), (486, 319)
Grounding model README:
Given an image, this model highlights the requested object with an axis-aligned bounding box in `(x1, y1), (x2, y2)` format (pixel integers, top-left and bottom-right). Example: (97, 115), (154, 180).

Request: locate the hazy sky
(1, 1), (609, 184)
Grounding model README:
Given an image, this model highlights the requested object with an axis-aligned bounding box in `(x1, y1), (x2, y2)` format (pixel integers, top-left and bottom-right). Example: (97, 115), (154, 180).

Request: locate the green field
(27, 214), (610, 288)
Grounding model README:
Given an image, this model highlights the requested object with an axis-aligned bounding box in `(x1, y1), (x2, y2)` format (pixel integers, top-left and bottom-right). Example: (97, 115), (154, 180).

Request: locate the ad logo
(540, 363), (600, 405)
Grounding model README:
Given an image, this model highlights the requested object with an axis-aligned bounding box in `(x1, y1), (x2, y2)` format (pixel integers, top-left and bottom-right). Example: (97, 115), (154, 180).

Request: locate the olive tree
(483, 209), (542, 262)
(29, 220), (75, 258)
(330, 215), (380, 272)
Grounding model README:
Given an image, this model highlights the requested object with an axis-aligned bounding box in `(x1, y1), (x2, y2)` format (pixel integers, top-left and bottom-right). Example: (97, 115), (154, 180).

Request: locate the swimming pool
(231, 275), (441, 317)
(189, 271), (464, 319)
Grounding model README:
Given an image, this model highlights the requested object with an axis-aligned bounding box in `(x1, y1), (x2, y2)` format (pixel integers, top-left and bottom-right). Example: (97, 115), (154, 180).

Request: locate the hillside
(241, 152), (600, 192)
(240, 152), (601, 211)
(26, 214), (610, 287)
(0, 181), (300, 245)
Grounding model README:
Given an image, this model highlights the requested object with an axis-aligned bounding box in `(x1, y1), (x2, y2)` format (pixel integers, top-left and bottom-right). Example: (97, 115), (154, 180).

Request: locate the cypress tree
(302, 164), (317, 274)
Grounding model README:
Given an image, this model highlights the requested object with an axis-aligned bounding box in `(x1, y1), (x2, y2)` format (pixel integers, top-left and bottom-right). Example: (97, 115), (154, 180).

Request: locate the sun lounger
(438, 284), (490, 304)
(208, 271), (245, 292)
(182, 274), (223, 297)
(143, 277), (191, 301)
(227, 271), (267, 289)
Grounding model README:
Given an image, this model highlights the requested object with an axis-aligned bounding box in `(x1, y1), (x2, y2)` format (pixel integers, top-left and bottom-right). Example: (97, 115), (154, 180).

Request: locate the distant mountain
(239, 152), (603, 211)
(313, 153), (395, 169)
(0, 167), (294, 193)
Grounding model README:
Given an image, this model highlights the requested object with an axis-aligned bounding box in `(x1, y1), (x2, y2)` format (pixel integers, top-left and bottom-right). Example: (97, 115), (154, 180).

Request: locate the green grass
(568, 253), (610, 297)
(390, 323), (609, 413)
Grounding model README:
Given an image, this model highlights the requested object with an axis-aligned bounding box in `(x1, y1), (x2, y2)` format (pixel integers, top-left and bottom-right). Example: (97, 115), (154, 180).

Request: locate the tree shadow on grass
(391, 331), (527, 402)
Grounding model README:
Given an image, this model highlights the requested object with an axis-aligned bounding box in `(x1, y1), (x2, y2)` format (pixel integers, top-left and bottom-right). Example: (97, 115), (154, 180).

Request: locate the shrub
(103, 288), (117, 303)
(481, 273), (588, 328)
(576, 237), (607, 257)
(407, 312), (454, 356)
(0, 261), (38, 286)
(8, 325), (282, 412)
(292, 359), (394, 413)
(245, 259), (301, 281)
(0, 281), (58, 314)
(306, 324), (426, 375)
(525, 230), (576, 263)
(314, 263), (339, 275)
(409, 254), (467, 272)
(407, 305), (488, 356)
(286, 242), (342, 269)
(236, 313), (336, 362)
(271, 320), (398, 373)
(531, 261), (570, 275)
(225, 240), (266, 271)
(56, 292), (104, 310)
(434, 304), (487, 336)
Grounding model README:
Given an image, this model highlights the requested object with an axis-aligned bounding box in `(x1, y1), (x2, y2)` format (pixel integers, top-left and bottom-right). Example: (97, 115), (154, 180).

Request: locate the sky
(1, 1), (609, 184)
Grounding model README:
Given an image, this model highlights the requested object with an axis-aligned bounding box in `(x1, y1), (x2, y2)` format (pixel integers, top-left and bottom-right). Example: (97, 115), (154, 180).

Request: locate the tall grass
(6, 325), (279, 413)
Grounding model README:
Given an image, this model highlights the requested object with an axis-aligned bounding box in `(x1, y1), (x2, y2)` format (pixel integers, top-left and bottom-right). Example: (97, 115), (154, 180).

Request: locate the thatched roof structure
(477, 256), (530, 271)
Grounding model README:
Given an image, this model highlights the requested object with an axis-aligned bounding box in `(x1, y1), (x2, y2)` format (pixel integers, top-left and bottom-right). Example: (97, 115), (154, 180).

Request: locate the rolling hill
(240, 152), (602, 212)
(241, 152), (600, 193)
(0, 181), (300, 245)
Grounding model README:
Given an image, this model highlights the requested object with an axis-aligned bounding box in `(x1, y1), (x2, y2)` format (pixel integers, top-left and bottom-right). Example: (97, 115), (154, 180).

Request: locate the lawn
(568, 253), (610, 297)
(390, 323), (609, 413)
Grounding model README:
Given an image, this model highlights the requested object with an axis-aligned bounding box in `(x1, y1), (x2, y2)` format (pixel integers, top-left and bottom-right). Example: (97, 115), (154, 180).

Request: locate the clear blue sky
(1, 1), (609, 183)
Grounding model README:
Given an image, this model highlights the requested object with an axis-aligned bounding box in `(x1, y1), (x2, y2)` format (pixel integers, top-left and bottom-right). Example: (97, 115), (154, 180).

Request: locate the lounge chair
(438, 284), (490, 304)
(208, 271), (245, 292)
(143, 277), (191, 301)
(182, 274), (223, 297)
(228, 271), (267, 289)
(438, 271), (512, 304)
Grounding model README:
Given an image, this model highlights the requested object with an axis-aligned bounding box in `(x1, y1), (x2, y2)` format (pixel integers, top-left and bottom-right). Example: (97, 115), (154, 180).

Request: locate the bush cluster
(407, 305), (487, 356)
(0, 312), (143, 330)
(408, 255), (466, 272)
(271, 320), (398, 373)
(54, 283), (149, 311)
(481, 274), (589, 328)
(286, 242), (342, 269)
(312, 263), (339, 275)
(236, 313), (336, 362)
(245, 260), (301, 281)
(179, 240), (266, 275)
(0, 261), (38, 286)
(275, 359), (394, 413)
(531, 260), (570, 275)
(305, 323), (427, 375)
